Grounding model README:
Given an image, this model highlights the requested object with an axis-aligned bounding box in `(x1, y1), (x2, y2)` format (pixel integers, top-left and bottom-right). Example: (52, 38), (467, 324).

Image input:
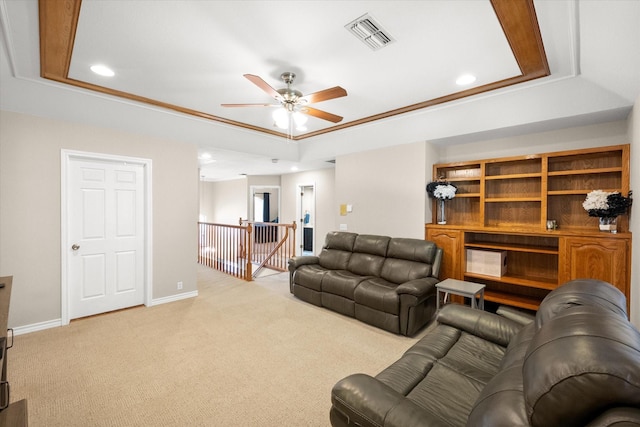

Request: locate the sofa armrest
(437, 304), (521, 347)
(395, 277), (438, 299)
(288, 255), (319, 271)
(331, 373), (450, 427)
(584, 407), (640, 427)
(288, 256), (320, 292)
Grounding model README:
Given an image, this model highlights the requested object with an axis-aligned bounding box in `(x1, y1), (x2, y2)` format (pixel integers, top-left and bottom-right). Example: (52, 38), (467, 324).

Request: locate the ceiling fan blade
(243, 74), (283, 101)
(301, 106), (343, 123)
(302, 86), (347, 104)
(221, 103), (278, 107)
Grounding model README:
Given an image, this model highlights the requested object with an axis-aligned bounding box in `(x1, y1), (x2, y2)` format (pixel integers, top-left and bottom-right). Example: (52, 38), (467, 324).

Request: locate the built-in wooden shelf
(548, 167), (622, 176)
(484, 290), (541, 311)
(485, 172), (542, 180)
(465, 242), (558, 255)
(427, 144), (631, 312)
(485, 197), (542, 202)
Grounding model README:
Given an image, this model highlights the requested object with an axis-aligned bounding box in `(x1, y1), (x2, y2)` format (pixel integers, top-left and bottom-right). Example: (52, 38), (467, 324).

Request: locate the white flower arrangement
(582, 190), (610, 212)
(433, 184), (457, 200)
(426, 182), (457, 200)
(582, 190), (632, 218)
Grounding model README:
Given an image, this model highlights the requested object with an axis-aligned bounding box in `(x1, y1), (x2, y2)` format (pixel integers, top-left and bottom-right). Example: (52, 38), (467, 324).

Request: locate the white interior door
(66, 157), (145, 319)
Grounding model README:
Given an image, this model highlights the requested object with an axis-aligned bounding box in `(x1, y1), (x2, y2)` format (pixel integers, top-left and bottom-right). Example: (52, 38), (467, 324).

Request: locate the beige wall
(0, 111), (199, 329)
(628, 96), (639, 329)
(199, 178), (248, 224)
(335, 141), (428, 239)
(436, 120), (629, 163)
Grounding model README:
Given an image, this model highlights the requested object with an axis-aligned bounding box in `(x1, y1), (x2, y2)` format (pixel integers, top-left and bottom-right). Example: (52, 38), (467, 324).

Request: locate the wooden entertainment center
(426, 144), (632, 312)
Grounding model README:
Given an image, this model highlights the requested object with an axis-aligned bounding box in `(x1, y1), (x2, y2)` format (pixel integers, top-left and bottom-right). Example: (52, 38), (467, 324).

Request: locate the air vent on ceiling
(345, 13), (395, 51)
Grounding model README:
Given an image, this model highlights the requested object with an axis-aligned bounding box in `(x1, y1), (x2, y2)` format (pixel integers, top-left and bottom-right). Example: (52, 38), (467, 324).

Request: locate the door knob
(71, 244), (80, 251)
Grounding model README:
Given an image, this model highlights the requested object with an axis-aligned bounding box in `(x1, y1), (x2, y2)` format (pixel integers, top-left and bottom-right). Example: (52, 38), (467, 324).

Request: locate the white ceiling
(1, 1), (639, 181)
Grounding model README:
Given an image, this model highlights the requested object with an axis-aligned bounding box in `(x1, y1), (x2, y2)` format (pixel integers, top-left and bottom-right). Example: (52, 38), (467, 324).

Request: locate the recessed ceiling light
(90, 64), (115, 77)
(291, 166), (299, 172)
(199, 153), (212, 160)
(456, 74), (477, 86)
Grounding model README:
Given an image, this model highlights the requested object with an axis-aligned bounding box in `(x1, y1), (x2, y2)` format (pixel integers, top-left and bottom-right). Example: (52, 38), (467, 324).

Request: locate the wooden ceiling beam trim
(490, 0), (550, 77)
(38, 0), (550, 141)
(295, 0), (550, 141)
(37, 0), (289, 138)
(39, 0), (81, 81)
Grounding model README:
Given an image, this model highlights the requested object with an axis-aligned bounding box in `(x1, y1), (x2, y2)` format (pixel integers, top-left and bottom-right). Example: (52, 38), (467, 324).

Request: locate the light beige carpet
(8, 265), (430, 426)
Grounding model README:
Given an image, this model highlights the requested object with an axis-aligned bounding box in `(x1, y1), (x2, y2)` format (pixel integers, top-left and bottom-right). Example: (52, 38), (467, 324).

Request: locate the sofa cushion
(376, 323), (460, 394)
(381, 258), (432, 284)
(353, 234), (390, 257)
(318, 232), (357, 270)
(353, 278), (399, 315)
(379, 239), (436, 284)
(387, 238), (438, 263)
(523, 305), (640, 427)
(346, 235), (389, 277)
(325, 231), (358, 251)
(403, 331), (506, 427)
(372, 309), (508, 426)
(535, 278), (628, 329)
(319, 249), (352, 271)
(293, 264), (328, 292)
(322, 270), (369, 299)
(348, 253), (386, 277)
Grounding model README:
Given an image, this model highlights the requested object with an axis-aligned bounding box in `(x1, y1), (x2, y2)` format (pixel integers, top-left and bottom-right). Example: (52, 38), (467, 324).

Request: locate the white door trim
(249, 185), (281, 222)
(61, 150), (153, 325)
(296, 182), (316, 256)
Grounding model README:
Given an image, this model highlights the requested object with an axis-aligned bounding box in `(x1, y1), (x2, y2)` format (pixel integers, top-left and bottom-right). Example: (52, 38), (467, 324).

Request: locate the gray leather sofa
(288, 232), (443, 336)
(330, 279), (640, 427)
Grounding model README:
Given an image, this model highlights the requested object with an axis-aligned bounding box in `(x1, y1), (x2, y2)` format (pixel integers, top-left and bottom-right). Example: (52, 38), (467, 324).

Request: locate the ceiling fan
(221, 72), (347, 129)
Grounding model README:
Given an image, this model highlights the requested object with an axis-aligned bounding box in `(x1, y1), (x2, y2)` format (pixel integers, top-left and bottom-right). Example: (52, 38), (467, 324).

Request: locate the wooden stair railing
(198, 222), (253, 281)
(240, 219), (297, 279)
(198, 220), (297, 281)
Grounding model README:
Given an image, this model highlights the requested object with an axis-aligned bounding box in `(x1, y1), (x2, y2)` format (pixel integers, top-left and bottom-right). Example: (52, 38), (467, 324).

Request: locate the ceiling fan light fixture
(292, 111), (308, 128)
(273, 108), (291, 130)
(345, 13), (395, 51)
(273, 108), (309, 131)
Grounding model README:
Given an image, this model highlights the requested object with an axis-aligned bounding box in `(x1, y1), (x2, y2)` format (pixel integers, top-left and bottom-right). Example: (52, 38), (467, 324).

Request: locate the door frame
(60, 150), (153, 325)
(296, 182), (316, 255)
(249, 185), (280, 222)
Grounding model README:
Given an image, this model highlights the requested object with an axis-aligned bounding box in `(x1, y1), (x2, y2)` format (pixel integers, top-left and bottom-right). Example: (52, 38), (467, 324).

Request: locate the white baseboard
(12, 319), (62, 336)
(11, 291), (198, 335)
(149, 290), (198, 306)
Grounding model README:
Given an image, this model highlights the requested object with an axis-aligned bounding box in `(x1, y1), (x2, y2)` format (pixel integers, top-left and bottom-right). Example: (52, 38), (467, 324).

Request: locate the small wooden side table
(436, 278), (485, 310)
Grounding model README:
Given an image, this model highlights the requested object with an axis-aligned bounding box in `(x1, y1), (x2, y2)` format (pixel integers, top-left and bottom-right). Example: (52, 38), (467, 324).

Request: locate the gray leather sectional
(288, 232), (443, 336)
(330, 279), (640, 426)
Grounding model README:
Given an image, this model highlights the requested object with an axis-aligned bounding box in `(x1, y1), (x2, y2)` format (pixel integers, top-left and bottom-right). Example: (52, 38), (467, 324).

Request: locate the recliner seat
(330, 279), (640, 427)
(288, 232), (443, 336)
